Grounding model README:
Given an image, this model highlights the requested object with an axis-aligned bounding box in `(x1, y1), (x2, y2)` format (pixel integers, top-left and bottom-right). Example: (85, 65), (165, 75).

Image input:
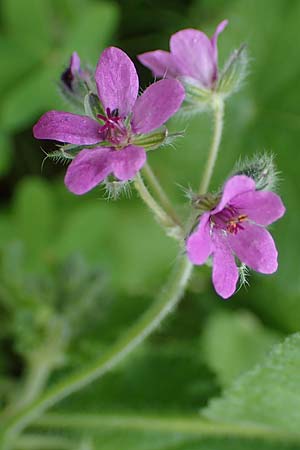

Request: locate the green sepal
(131, 127), (168, 150)
(191, 192), (221, 213)
(84, 92), (104, 119)
(180, 78), (213, 112)
(217, 44), (248, 97)
(45, 143), (96, 163)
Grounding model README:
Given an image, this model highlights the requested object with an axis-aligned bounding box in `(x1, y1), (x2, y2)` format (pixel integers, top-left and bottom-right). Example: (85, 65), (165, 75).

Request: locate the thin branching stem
(142, 162), (182, 226)
(134, 172), (183, 239)
(198, 96), (224, 194)
(35, 412), (300, 444)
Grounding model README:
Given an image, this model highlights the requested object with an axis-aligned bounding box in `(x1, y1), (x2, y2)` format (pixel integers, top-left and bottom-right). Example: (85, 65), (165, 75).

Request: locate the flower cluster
(33, 21), (286, 299)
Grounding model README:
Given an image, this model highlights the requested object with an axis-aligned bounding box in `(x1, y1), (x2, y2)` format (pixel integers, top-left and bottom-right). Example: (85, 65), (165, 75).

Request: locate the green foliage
(0, 0), (119, 173)
(0, 242), (107, 408)
(201, 309), (281, 386)
(1, 176), (178, 294)
(204, 333), (300, 432)
(0, 133), (12, 175)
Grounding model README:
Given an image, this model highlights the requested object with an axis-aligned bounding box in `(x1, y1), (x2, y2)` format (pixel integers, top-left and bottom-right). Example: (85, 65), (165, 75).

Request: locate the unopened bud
(233, 153), (279, 191)
(59, 52), (94, 108)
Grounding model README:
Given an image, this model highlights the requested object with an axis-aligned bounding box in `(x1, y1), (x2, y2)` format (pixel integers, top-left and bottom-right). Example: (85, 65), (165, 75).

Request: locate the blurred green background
(1, 0), (300, 449)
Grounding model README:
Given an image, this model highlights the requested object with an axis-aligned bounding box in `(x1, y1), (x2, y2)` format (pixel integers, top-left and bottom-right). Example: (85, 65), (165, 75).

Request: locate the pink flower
(186, 176), (286, 299)
(138, 20), (228, 90)
(33, 47), (185, 194)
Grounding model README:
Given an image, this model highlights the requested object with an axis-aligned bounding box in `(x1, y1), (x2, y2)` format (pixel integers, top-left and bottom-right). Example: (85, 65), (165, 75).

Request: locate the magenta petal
(95, 47), (139, 117)
(64, 148), (112, 195)
(111, 145), (146, 181)
(131, 79), (185, 134)
(228, 223), (278, 274)
(33, 111), (101, 145)
(138, 50), (179, 78)
(170, 28), (215, 87)
(213, 175), (256, 214)
(210, 20), (228, 65)
(186, 213), (212, 265)
(232, 191), (286, 226)
(212, 233), (239, 299)
(70, 52), (81, 73)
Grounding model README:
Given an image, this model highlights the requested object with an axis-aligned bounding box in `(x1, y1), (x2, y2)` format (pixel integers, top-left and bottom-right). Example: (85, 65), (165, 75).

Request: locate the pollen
(226, 214), (248, 234)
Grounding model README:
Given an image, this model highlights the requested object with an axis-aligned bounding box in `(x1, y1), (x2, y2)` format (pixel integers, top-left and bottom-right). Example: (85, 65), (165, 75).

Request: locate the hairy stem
(198, 95), (224, 194)
(35, 412), (300, 444)
(15, 434), (74, 450)
(134, 172), (183, 239)
(9, 360), (52, 414)
(1, 255), (193, 449)
(142, 163), (182, 226)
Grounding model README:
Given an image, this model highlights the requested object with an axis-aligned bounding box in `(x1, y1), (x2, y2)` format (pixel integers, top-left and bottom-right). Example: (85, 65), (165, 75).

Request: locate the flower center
(97, 108), (131, 148)
(212, 206), (248, 235)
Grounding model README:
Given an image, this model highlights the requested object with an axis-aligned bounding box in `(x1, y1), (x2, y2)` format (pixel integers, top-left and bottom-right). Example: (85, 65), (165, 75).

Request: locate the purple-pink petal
(70, 51), (81, 73)
(64, 148), (112, 195)
(33, 111), (102, 145)
(111, 145), (146, 181)
(213, 175), (256, 214)
(170, 28), (216, 87)
(186, 213), (212, 265)
(95, 47), (139, 118)
(210, 20), (228, 67)
(212, 232), (239, 299)
(232, 190), (286, 226)
(131, 79), (185, 134)
(228, 223), (278, 274)
(137, 50), (179, 78)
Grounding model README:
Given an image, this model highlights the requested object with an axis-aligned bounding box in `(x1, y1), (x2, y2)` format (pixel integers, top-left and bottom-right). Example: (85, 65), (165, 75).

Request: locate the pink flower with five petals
(33, 47), (185, 194)
(186, 175), (286, 299)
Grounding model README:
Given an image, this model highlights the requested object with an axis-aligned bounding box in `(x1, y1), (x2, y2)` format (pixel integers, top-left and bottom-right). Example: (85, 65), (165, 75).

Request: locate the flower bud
(59, 52), (94, 108)
(233, 153), (278, 191)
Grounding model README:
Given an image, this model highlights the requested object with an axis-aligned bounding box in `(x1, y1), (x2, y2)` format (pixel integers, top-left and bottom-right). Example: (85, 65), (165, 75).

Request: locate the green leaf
(13, 177), (56, 267)
(203, 333), (300, 433)
(1, 0), (53, 55)
(201, 310), (280, 386)
(0, 133), (13, 175)
(54, 197), (178, 294)
(62, 1), (119, 63)
(0, 66), (64, 132)
(0, 39), (39, 95)
(0, 0), (119, 132)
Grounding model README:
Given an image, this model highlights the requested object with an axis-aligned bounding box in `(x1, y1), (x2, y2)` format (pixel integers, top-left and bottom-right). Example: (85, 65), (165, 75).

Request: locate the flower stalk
(198, 95), (224, 194)
(134, 172), (183, 239)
